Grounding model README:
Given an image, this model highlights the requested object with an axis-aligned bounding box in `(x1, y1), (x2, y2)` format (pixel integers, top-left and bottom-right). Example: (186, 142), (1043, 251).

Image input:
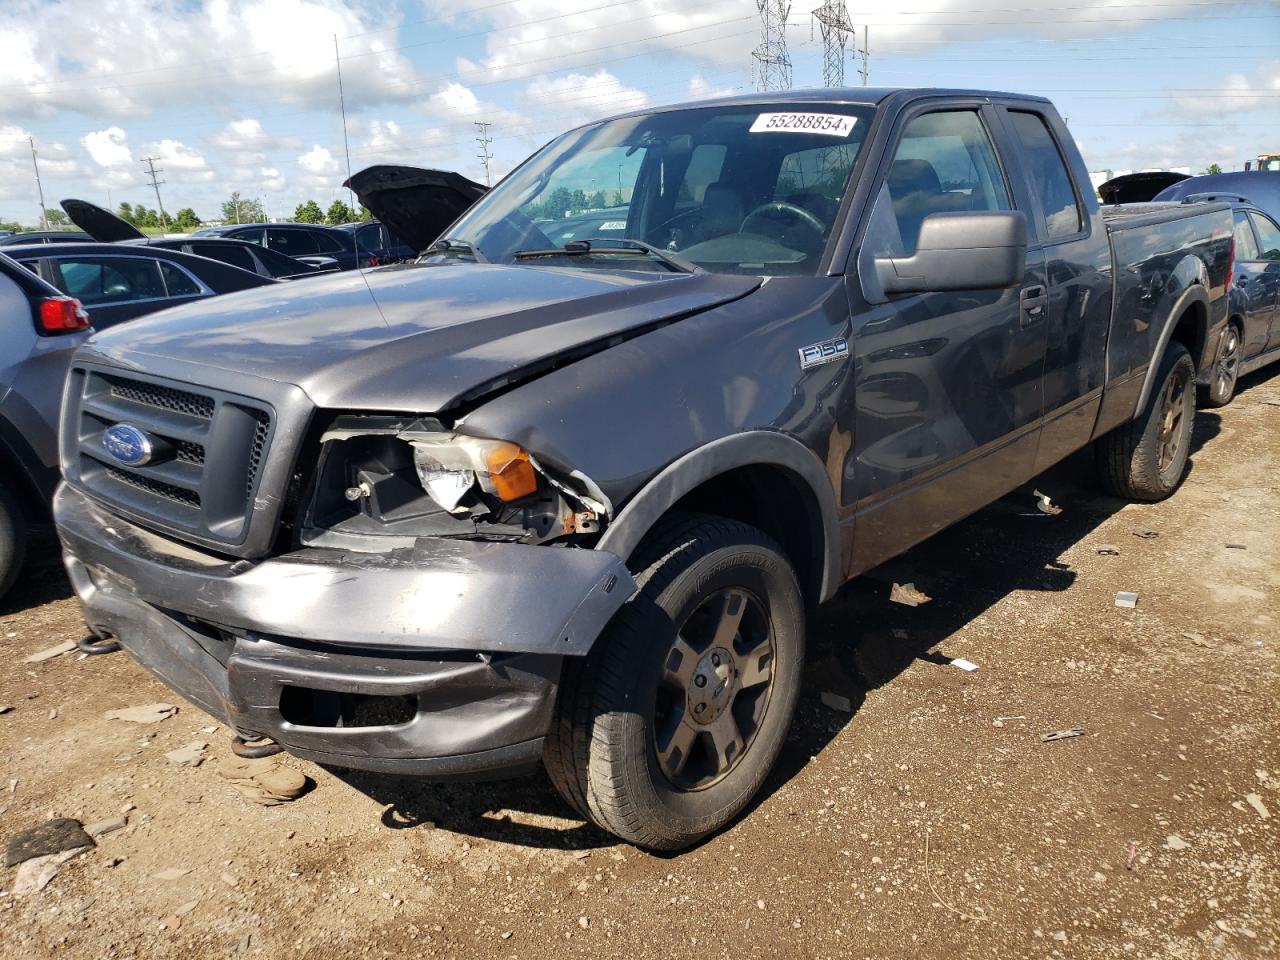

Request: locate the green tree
(44, 209), (69, 226)
(294, 199), (325, 224)
(117, 202), (135, 224)
(133, 205), (158, 228)
(172, 208), (201, 231)
(358, 204), (373, 221)
(221, 192), (264, 224)
(325, 199), (356, 225)
(1201, 163), (1223, 175)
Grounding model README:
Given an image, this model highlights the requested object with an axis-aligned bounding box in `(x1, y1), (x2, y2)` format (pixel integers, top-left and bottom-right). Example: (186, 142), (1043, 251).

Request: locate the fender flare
(596, 431), (843, 602)
(1133, 279), (1210, 416)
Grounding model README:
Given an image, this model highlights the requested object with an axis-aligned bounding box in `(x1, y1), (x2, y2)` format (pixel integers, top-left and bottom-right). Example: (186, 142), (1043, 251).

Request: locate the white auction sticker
(749, 112), (857, 137)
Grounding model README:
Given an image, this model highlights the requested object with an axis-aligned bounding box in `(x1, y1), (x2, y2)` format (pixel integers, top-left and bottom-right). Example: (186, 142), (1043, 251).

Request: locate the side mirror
(874, 211), (1027, 295)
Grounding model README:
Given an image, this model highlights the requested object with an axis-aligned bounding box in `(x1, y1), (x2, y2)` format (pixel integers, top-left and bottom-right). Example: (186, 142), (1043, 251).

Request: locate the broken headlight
(410, 435), (538, 515)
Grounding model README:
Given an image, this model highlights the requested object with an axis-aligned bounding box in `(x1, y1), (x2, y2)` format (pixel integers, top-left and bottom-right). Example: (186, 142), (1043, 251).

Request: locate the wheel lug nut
(711, 654), (721, 666)
(694, 703), (706, 714)
(694, 675), (707, 687)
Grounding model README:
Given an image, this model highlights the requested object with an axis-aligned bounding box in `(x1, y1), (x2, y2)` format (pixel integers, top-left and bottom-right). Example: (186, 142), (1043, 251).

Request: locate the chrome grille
(65, 366), (275, 547)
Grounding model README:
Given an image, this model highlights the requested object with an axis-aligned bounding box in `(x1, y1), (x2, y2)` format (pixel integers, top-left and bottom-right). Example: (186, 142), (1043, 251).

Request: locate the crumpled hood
(83, 261), (760, 412)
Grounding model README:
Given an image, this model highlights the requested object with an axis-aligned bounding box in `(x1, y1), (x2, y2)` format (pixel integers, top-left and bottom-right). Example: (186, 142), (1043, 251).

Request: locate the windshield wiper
(513, 238), (701, 274)
(422, 237), (489, 262)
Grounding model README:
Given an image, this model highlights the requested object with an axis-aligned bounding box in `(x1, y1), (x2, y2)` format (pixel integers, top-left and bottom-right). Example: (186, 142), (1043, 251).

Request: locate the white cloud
(687, 74), (737, 101)
(211, 118), (301, 153)
(82, 126), (132, 168)
(0, 0), (426, 118)
(1174, 60), (1280, 115)
(142, 139), (215, 183)
(298, 145), (339, 176)
(524, 69), (648, 117)
(428, 83), (481, 119)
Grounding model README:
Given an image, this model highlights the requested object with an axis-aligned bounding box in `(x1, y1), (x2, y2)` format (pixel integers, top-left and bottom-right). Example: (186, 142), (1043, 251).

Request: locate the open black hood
(343, 165), (488, 253)
(1097, 171), (1190, 205)
(61, 198), (146, 243)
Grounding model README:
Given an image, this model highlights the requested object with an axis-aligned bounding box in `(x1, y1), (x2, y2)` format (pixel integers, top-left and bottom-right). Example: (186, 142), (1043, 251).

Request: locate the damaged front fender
(56, 483), (637, 657)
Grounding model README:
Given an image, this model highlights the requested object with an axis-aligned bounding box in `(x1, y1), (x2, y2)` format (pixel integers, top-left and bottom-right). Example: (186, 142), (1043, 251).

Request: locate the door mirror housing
(874, 211), (1027, 295)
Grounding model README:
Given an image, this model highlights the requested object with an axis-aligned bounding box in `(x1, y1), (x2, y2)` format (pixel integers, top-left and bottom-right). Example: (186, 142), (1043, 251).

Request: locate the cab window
(881, 110), (1010, 255)
(1006, 111), (1083, 239)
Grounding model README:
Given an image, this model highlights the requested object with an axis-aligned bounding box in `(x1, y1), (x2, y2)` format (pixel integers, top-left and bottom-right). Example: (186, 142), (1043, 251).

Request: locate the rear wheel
(544, 514), (804, 850)
(1199, 323), (1241, 408)
(0, 482), (28, 601)
(1095, 341), (1196, 502)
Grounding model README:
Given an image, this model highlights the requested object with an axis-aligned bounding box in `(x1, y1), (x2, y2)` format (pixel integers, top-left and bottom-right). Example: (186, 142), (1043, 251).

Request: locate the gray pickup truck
(55, 88), (1232, 850)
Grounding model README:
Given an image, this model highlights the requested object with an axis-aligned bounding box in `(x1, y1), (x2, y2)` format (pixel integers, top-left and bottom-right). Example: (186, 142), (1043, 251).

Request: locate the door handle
(1020, 284), (1047, 327)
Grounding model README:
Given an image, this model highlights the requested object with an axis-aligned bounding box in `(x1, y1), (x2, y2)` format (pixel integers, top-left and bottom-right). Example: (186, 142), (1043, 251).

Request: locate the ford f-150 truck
(54, 89), (1233, 850)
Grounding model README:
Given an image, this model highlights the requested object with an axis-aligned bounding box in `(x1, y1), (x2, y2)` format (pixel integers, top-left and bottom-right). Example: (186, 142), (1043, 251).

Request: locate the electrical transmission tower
(474, 121), (494, 187)
(812, 1), (855, 88)
(752, 0), (792, 92)
(140, 156), (168, 227)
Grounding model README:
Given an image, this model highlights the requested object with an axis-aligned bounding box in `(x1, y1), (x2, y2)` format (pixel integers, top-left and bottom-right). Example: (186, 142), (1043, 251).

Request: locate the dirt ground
(1, 371), (1277, 960)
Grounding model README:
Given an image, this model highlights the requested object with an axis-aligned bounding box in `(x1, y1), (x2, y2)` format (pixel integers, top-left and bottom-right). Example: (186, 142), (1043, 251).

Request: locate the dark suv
(192, 223), (371, 270)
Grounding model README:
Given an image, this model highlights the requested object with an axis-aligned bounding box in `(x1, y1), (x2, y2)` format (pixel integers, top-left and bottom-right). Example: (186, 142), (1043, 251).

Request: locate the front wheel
(544, 514), (804, 850)
(1095, 341), (1196, 502)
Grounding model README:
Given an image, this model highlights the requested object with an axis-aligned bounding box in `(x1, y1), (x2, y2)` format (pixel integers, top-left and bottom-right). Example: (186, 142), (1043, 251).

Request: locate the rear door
(1245, 210), (1280, 349)
(848, 102), (1048, 569)
(995, 104), (1112, 473)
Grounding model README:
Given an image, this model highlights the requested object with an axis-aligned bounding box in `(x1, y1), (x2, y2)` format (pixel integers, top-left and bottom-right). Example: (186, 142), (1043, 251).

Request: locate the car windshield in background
(439, 103), (875, 275)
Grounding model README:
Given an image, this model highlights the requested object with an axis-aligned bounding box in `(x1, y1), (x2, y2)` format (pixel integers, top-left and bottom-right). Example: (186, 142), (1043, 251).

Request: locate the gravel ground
(1, 370), (1277, 960)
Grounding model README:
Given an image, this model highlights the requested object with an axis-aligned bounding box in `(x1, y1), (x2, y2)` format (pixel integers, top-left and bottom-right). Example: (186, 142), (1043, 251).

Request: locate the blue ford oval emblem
(102, 423), (154, 467)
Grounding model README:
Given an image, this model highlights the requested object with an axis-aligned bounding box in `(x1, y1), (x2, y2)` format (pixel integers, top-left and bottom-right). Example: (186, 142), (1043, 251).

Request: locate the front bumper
(55, 482), (635, 778)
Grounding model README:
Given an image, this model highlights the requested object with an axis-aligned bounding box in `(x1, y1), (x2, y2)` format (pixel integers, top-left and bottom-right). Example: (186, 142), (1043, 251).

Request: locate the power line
(753, 0), (793, 92)
(475, 121), (494, 186)
(140, 156), (168, 226)
(334, 34), (357, 215)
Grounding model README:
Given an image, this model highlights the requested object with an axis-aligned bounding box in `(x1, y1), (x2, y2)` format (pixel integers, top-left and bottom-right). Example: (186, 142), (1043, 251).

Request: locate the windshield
(441, 103), (875, 275)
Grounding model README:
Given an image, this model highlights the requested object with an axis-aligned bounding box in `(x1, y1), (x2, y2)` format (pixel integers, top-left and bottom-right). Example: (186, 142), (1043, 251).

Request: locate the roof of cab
(604, 86), (1051, 121)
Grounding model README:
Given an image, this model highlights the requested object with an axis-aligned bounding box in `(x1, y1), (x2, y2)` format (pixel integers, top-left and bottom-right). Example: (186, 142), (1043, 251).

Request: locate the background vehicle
(0, 230), (92, 246)
(60, 199), (326, 280)
(1202, 201), (1280, 405)
(335, 220), (416, 264)
(56, 89), (1231, 851)
(190, 222), (374, 270)
(1096, 170), (1189, 204)
(344, 165), (489, 254)
(0, 253), (91, 599)
(1248, 152), (1280, 172)
(3, 241), (276, 329)
(1153, 171), (1280, 222)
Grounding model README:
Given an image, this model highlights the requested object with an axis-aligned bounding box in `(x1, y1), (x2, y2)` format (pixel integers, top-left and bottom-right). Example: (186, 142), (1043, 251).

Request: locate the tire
(0, 482), (28, 601)
(544, 514), (805, 850)
(1095, 341), (1196, 502)
(1198, 322), (1242, 408)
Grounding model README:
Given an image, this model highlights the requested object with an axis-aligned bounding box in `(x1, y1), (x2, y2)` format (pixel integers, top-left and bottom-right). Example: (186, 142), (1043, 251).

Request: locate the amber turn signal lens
(484, 442), (537, 501)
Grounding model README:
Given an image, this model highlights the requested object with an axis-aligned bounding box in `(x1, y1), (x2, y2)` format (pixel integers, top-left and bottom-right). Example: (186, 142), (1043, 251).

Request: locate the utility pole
(474, 121), (494, 187)
(29, 138), (48, 230)
(141, 156), (168, 227)
(752, 0), (792, 92)
(857, 26), (869, 86)
(334, 35), (357, 215)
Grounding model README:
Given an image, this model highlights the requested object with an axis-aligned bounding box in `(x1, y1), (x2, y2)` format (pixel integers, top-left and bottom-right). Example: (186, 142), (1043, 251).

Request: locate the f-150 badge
(799, 337), (849, 370)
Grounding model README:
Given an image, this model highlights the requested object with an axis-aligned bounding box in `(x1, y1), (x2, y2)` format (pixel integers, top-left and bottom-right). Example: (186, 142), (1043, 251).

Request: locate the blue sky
(0, 0), (1276, 224)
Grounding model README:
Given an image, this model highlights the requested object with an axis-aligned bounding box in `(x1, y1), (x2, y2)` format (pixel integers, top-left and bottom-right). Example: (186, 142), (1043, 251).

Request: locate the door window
(884, 110), (1010, 254)
(230, 228), (265, 246)
(52, 257), (165, 305)
(1006, 111), (1083, 239)
(268, 229), (320, 257)
(355, 225), (384, 253)
(312, 230), (348, 254)
(158, 261), (203, 297)
(1232, 211), (1260, 261)
(189, 242), (257, 273)
(1248, 212), (1280, 261)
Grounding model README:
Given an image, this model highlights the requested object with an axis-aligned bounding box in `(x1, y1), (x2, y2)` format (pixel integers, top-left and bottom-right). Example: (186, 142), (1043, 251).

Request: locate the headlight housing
(410, 435), (538, 514)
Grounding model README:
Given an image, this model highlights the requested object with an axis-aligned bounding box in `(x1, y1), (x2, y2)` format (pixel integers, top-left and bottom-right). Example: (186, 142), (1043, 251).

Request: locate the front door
(1244, 211), (1280, 350)
(847, 104), (1048, 572)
